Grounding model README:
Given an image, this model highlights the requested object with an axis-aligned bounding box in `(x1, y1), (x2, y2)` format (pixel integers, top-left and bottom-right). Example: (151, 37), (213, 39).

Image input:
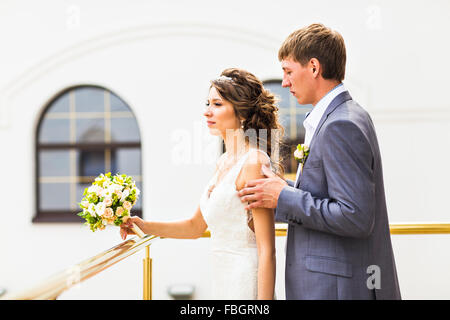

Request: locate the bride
(120, 68), (284, 300)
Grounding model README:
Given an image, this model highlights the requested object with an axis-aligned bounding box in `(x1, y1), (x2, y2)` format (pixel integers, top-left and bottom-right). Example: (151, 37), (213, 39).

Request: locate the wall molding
(0, 22), (281, 128)
(3, 22), (448, 127)
(370, 107), (450, 123)
(1, 22), (281, 99)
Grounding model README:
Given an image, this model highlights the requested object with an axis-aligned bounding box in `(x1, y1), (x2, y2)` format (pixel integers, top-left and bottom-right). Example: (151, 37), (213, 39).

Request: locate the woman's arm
(120, 205), (208, 240)
(238, 151), (276, 300)
(253, 206), (276, 300)
(120, 154), (229, 241)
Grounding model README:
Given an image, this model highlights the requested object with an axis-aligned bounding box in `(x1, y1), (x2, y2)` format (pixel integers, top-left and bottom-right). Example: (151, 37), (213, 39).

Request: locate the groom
(238, 23), (401, 299)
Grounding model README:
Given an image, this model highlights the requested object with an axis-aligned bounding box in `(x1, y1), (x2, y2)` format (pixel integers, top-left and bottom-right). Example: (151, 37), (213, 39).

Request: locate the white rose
(88, 203), (96, 216)
(95, 202), (106, 217)
(105, 183), (118, 196)
(116, 206), (124, 217)
(88, 185), (100, 194)
(104, 188), (112, 197)
(294, 149), (304, 159)
(103, 208), (114, 218)
(123, 201), (132, 211)
(98, 188), (107, 198)
(104, 197), (113, 207)
(121, 189), (130, 202)
(113, 183), (122, 192)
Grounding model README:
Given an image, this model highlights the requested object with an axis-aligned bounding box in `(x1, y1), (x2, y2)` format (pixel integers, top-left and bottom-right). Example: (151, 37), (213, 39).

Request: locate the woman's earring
(240, 120), (244, 129)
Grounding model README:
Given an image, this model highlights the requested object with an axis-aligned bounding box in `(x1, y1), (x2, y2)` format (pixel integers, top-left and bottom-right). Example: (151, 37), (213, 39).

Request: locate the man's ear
(309, 58), (320, 78)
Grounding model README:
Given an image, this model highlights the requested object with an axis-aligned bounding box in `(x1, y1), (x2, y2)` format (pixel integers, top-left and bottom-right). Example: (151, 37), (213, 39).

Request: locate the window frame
(33, 85), (143, 223)
(262, 79), (312, 175)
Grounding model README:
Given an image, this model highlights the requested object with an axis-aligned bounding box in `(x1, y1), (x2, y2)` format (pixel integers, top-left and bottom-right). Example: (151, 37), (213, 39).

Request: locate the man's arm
(274, 179), (294, 222)
(276, 120), (376, 238)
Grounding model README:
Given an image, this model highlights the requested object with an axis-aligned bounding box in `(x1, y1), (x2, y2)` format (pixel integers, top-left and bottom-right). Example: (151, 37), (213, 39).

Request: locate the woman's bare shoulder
(236, 149), (271, 190)
(246, 149), (271, 168)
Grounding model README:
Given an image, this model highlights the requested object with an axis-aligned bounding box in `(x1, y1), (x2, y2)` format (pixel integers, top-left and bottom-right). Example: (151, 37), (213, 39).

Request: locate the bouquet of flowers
(77, 172), (144, 237)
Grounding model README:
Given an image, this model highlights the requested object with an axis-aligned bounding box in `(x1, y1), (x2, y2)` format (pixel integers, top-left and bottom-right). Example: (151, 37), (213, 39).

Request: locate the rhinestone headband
(213, 75), (234, 82)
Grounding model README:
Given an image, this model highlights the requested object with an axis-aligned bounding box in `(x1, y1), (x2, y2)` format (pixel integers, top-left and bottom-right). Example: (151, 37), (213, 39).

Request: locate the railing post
(143, 245), (152, 300)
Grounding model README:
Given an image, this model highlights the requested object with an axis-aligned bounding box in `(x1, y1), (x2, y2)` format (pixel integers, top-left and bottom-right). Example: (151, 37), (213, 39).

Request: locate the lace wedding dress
(199, 148), (270, 299)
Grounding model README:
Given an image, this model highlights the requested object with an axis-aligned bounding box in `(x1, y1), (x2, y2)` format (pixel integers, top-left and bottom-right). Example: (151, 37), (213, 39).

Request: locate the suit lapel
(294, 91), (352, 188)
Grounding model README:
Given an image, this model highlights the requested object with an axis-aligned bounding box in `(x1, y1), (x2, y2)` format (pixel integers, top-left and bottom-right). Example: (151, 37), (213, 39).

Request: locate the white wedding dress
(199, 148), (270, 300)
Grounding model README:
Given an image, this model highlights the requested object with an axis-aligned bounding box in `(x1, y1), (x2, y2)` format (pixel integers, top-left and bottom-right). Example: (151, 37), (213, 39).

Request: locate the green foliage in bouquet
(77, 173), (140, 232)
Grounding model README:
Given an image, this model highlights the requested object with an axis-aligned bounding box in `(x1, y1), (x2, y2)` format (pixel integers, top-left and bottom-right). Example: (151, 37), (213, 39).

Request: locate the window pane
(39, 118), (71, 143)
(296, 113), (307, 142)
(76, 182), (90, 204)
(47, 93), (70, 113)
(36, 86), (143, 221)
(279, 114), (291, 138)
(264, 81), (312, 140)
(111, 93), (131, 112)
(39, 150), (71, 176)
(76, 118), (105, 143)
(265, 82), (289, 106)
(75, 87), (104, 113)
(40, 183), (71, 210)
(264, 81), (313, 109)
(110, 117), (140, 142)
(115, 148), (141, 176)
(264, 81), (313, 174)
(133, 181), (143, 210)
(77, 150), (105, 177)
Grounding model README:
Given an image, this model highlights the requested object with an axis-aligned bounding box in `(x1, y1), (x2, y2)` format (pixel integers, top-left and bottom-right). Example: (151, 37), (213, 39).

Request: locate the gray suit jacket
(276, 91), (401, 300)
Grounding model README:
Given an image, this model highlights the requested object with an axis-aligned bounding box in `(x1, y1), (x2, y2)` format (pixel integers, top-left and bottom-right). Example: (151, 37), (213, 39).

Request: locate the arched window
(34, 86), (143, 222)
(263, 80), (313, 175)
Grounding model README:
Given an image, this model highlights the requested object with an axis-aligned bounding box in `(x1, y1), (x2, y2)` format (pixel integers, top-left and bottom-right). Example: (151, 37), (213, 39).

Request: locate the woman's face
(204, 86), (241, 137)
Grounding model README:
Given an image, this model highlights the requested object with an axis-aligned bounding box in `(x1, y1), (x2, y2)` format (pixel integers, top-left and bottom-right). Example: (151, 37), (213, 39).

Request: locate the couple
(121, 23), (401, 300)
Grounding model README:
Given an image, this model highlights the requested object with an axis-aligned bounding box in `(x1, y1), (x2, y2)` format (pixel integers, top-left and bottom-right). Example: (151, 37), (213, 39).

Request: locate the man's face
(281, 57), (314, 105)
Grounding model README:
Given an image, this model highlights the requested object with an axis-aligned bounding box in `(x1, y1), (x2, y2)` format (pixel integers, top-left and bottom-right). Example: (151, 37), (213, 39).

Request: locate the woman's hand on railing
(120, 216), (146, 240)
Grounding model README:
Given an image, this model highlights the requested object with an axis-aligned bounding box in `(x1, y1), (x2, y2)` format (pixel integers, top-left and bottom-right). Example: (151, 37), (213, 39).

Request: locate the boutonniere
(294, 144), (310, 171)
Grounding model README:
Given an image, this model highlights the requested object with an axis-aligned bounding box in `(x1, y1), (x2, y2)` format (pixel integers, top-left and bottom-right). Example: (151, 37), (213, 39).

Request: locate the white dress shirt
(295, 83), (347, 182)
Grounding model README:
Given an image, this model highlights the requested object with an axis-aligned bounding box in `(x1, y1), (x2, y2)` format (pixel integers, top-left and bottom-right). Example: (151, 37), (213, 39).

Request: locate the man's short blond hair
(278, 23), (346, 81)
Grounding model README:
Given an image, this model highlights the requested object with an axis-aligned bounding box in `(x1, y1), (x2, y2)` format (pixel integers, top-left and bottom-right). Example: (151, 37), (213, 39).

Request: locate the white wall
(0, 0), (449, 299)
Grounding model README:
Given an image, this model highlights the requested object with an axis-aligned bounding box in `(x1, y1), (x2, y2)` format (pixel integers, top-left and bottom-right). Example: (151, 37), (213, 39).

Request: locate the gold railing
(3, 222), (450, 300)
(2, 234), (158, 300)
(204, 223), (450, 237)
(389, 223), (450, 234)
(273, 223), (450, 237)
